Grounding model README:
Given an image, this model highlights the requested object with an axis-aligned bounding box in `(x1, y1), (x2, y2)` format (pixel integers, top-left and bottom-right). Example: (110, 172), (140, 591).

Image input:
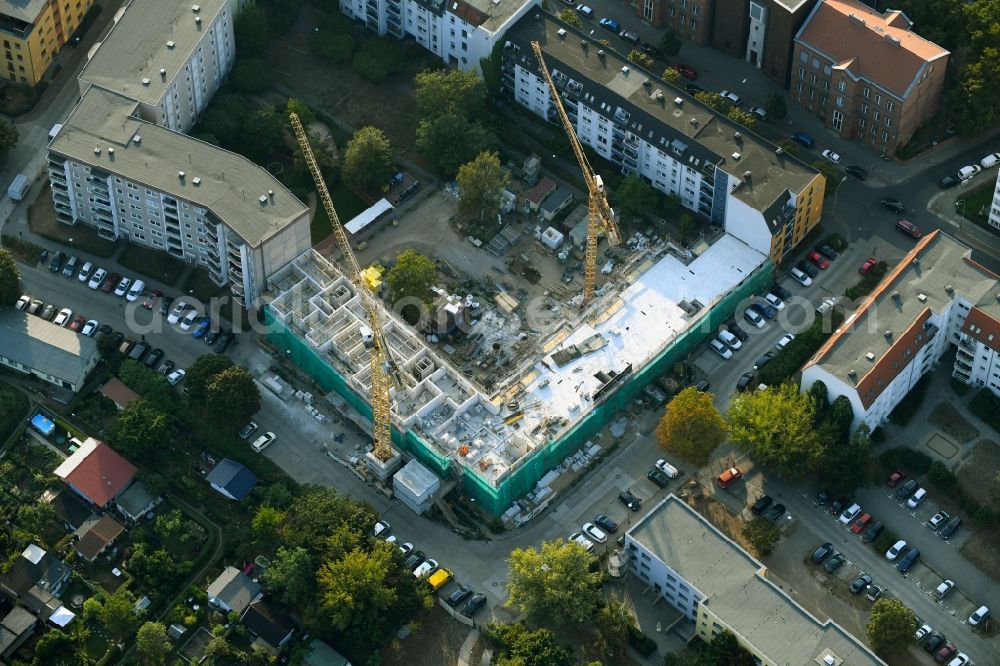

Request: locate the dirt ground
(381, 606), (473, 666)
(957, 439), (1000, 496)
(928, 401), (981, 444)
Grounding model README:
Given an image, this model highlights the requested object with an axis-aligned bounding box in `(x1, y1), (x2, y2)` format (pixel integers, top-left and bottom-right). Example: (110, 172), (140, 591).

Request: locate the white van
(969, 605), (990, 625)
(980, 152), (1000, 169)
(958, 165), (982, 180)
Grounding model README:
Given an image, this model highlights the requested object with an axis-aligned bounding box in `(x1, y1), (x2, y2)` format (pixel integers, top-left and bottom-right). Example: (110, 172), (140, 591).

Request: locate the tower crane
(289, 112), (398, 463)
(531, 40), (622, 305)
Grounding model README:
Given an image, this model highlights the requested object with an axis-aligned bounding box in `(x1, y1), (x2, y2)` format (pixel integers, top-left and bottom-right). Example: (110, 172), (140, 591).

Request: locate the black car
(751, 302), (777, 319)
(924, 633), (946, 653)
(811, 542), (834, 563)
(736, 372), (755, 392)
(938, 516), (961, 539)
(127, 341), (151, 361)
(939, 175), (961, 189)
(594, 513), (618, 533)
(750, 495), (773, 515)
(215, 330), (235, 353)
(797, 260), (819, 278)
(48, 251), (65, 273)
(815, 243), (839, 260)
(896, 547), (919, 572)
(770, 284), (792, 301)
(404, 550), (426, 571)
(814, 489), (830, 506)
(824, 552), (846, 573)
(845, 165), (868, 180)
(639, 42), (663, 59)
(685, 83), (704, 95)
(446, 585), (473, 607)
(647, 468), (669, 488)
(619, 490), (641, 512)
(850, 573), (873, 594)
(159, 295), (174, 316)
(894, 479), (919, 500)
(862, 521), (883, 543)
(461, 593), (487, 617)
(97, 323), (113, 335)
(205, 329), (221, 345)
(880, 197), (905, 214)
(753, 351), (775, 370)
(828, 496), (847, 515)
(763, 503), (785, 520)
(143, 348), (164, 369)
(158, 359), (176, 376)
(728, 322), (749, 342)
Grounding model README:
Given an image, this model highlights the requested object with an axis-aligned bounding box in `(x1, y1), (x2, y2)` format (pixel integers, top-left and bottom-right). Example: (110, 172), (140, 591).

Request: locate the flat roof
(630, 496), (885, 665)
(345, 198), (394, 235)
(78, 0), (228, 107)
(0, 0), (47, 24)
(805, 231), (999, 407)
(505, 14), (819, 213)
(50, 86), (308, 247)
(0, 309), (96, 385)
(414, 0), (535, 34)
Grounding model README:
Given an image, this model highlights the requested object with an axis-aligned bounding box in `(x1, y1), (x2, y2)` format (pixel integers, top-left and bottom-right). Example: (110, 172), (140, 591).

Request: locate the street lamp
(832, 177), (848, 214)
(68, 237), (74, 252)
(955, 199), (966, 217)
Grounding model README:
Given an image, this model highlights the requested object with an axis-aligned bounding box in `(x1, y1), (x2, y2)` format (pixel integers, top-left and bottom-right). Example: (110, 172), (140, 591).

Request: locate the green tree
(727, 107), (757, 131)
(205, 366), (261, 430)
(662, 67), (681, 85)
(480, 40), (505, 99)
(286, 98), (316, 128)
(0, 249), (23, 305)
(110, 398), (172, 457)
(262, 546), (315, 607)
(727, 384), (821, 476)
(828, 395), (854, 440)
(485, 622), (575, 666)
(742, 517), (780, 556)
(776, 138), (799, 156)
(282, 486), (375, 553)
(352, 38), (405, 83)
(316, 544), (398, 630)
(702, 631), (755, 665)
(866, 598), (916, 656)
(818, 424), (872, 495)
(505, 540), (603, 627)
(811, 160), (843, 195)
(596, 599), (633, 656)
(627, 49), (654, 70)
(659, 28), (682, 56)
(765, 92), (787, 120)
(99, 590), (139, 642)
(456, 150), (510, 221)
(117, 361), (175, 413)
(231, 57), (272, 93)
(893, 0), (966, 51)
(251, 505), (287, 543)
(695, 91), (733, 114)
(126, 543), (184, 593)
(314, 32), (356, 64)
(184, 354), (235, 406)
(612, 175), (659, 222)
(0, 117), (18, 154)
(33, 627), (74, 660)
(234, 4), (269, 57)
(415, 69), (488, 120)
(557, 8), (582, 28)
(807, 380), (828, 413)
(342, 126), (395, 194)
(416, 112), (498, 176)
(654, 387), (727, 466)
(97, 333), (121, 362)
(386, 249), (437, 307)
(153, 510), (186, 544)
(678, 213), (699, 242)
(136, 621), (171, 665)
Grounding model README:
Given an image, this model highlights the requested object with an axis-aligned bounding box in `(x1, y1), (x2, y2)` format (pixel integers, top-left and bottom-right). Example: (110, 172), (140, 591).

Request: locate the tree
(557, 8), (582, 28)
(110, 398), (172, 456)
(0, 249), (23, 305)
(485, 623), (575, 666)
(184, 354), (234, 406)
(99, 590), (140, 642)
(456, 151), (510, 221)
(316, 545), (398, 630)
(765, 93), (787, 120)
(612, 175), (659, 222)
(695, 91), (733, 114)
(262, 546), (315, 607)
(596, 599), (633, 656)
(727, 108), (757, 131)
(415, 69), (488, 120)
(828, 395), (854, 441)
(251, 505), (287, 544)
(727, 384), (821, 476)
(116, 361), (175, 413)
(234, 4), (269, 57)
(352, 39), (405, 83)
(231, 57), (272, 93)
(627, 50), (654, 70)
(97, 333), (121, 361)
(386, 249), (437, 308)
(811, 160), (843, 195)
(126, 542), (185, 593)
(505, 539), (603, 627)
(342, 126), (395, 194)
(480, 40), (505, 99)
(415, 112), (498, 176)
(654, 387), (727, 466)
(205, 366), (261, 430)
(702, 631), (755, 665)
(136, 621), (171, 665)
(310, 12), (356, 63)
(742, 517), (780, 556)
(0, 117), (18, 154)
(807, 380), (828, 414)
(776, 138), (799, 156)
(153, 510), (186, 544)
(33, 628), (74, 660)
(818, 424), (872, 495)
(286, 98), (316, 128)
(662, 67), (680, 85)
(659, 28), (682, 56)
(866, 598), (916, 656)
(678, 213), (698, 243)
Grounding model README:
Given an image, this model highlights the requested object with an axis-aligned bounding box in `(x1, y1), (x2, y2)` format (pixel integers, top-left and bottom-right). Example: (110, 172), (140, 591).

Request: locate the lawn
(181, 267), (227, 304)
(117, 244), (185, 286)
(309, 180), (370, 245)
(956, 181), (999, 234)
(1, 233), (46, 265)
(28, 184), (118, 258)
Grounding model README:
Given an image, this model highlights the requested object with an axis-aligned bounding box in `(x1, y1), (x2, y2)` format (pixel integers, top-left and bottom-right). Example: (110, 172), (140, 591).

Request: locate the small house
(115, 481), (160, 524)
(97, 377), (140, 410)
(241, 599), (295, 651)
(74, 515), (126, 562)
(53, 438), (137, 509)
(0, 607), (36, 658)
(539, 185), (574, 222)
(0, 545), (71, 600)
(206, 459), (257, 501)
(207, 566), (261, 614)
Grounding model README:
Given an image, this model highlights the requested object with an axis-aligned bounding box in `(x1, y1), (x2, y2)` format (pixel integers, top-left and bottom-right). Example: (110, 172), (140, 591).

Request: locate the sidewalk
(926, 176), (1000, 260)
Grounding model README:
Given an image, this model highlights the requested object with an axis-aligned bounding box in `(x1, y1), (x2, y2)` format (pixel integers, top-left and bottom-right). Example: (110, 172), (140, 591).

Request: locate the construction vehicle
(289, 112), (399, 464)
(530, 41), (622, 305)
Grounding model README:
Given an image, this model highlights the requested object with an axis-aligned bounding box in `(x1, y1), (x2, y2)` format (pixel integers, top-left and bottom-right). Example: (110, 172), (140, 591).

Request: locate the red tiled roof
(451, 0), (488, 27)
(74, 515), (125, 561)
(98, 378), (140, 409)
(64, 442), (137, 508)
(797, 0), (949, 97)
(963, 307), (1000, 350)
(526, 177), (557, 205)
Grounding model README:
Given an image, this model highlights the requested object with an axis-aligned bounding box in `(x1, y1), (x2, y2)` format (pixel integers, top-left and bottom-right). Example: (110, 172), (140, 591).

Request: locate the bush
(887, 375), (930, 426)
(969, 389), (1000, 432)
(845, 261), (889, 300)
(870, 427), (886, 443)
(758, 310), (844, 385)
(742, 518), (780, 556)
(825, 233), (848, 251)
(351, 38), (405, 83)
(627, 625), (657, 657)
(878, 447), (932, 474)
(925, 460), (998, 526)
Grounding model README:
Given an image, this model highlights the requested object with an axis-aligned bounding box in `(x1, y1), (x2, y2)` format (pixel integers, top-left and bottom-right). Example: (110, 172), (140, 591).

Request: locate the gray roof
(303, 639), (352, 666)
(50, 86), (308, 247)
(206, 458), (257, 499)
(0, 0), (48, 24)
(207, 566), (261, 614)
(629, 496), (885, 666)
(78, 0), (228, 107)
(540, 185), (573, 212)
(115, 480), (157, 518)
(0, 606), (36, 653)
(506, 15), (820, 214)
(411, 0), (534, 34)
(0, 310), (97, 386)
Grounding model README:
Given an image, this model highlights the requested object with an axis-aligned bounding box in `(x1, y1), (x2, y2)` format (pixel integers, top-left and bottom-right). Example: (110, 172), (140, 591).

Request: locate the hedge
(887, 375), (929, 426)
(844, 261), (888, 300)
(627, 625), (658, 657)
(878, 447), (932, 474)
(757, 309), (844, 385)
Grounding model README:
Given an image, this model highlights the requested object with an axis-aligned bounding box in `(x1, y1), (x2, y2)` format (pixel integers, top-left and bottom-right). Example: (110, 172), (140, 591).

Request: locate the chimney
(178, 171), (186, 183)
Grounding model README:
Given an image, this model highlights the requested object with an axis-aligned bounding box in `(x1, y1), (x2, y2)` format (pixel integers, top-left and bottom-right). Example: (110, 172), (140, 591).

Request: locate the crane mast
(289, 112), (396, 463)
(530, 41), (622, 305)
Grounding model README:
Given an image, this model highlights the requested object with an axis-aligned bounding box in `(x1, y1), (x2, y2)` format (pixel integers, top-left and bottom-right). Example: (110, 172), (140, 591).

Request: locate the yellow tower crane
(531, 40), (622, 305)
(289, 112), (398, 463)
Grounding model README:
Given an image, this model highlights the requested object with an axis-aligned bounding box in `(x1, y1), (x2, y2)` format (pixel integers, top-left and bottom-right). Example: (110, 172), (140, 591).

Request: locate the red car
(68, 314), (87, 332)
(807, 250), (830, 269)
(887, 470), (906, 487)
(675, 63), (698, 79)
(859, 256), (877, 275)
(850, 513), (872, 534)
(101, 272), (121, 293)
(895, 219), (922, 238)
(141, 290), (163, 311)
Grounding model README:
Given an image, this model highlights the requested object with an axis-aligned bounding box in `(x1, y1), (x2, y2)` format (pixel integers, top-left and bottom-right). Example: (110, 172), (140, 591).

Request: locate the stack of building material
(392, 459), (441, 515)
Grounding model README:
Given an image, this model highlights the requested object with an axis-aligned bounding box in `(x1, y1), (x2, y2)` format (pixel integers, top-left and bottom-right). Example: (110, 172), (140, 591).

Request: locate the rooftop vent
(141, 77), (150, 86)
(674, 96), (683, 106)
(734, 131), (742, 141)
(847, 13), (865, 26)
(866, 352), (876, 361)
(195, 16), (202, 25)
(643, 78), (651, 87)
(192, 176), (202, 186)
(94, 146), (101, 155)
(621, 66), (630, 74)
(268, 189), (275, 199)
(823, 655), (836, 666)
(743, 170), (752, 179)
(848, 369), (858, 382)
(160, 69), (167, 80)
(557, 28), (566, 38)
(917, 293), (927, 302)
(884, 34), (901, 46)
(945, 284), (954, 294)
(132, 135), (141, 145)
(107, 147), (114, 156)
(775, 147), (783, 156)
(178, 171), (185, 182)
(892, 291), (900, 301)
(258, 195), (268, 206)
(167, 40), (176, 49)
(884, 330), (893, 339)
(598, 49), (605, 57)
(192, 4), (200, 12)
(581, 40), (587, 48)
(731, 152), (741, 161)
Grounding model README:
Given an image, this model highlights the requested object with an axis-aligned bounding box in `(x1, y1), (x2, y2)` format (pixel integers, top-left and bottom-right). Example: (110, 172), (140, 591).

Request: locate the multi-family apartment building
(626, 496), (885, 665)
(46, 0), (311, 307)
(792, 0), (948, 153)
(1, 0), (94, 86)
(502, 15), (825, 264)
(801, 231), (1000, 433)
(987, 169), (1000, 232)
(339, 0), (538, 71)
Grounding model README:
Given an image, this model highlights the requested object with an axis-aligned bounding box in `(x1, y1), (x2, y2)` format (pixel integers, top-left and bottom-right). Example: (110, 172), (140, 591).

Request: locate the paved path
(456, 628), (480, 666)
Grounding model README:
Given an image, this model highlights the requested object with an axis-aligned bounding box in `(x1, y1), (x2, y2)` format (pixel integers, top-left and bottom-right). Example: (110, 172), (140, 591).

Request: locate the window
(822, 80), (829, 91)
(882, 131), (889, 141)
(885, 117), (892, 127)
(838, 80), (846, 92)
(798, 67), (805, 79)
(809, 89), (816, 100)
(863, 86), (871, 99)
(800, 50), (808, 62)
(858, 118), (866, 128)
(809, 73), (817, 84)
(887, 101), (895, 112)
(796, 81), (803, 93)
(873, 111), (880, 122)
(875, 94), (882, 105)
(861, 103), (869, 115)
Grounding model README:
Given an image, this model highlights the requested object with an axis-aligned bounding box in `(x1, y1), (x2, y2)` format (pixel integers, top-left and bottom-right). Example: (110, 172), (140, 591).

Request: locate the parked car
(68, 314), (86, 332)
(895, 219), (922, 238)
(81, 319), (99, 336)
(77, 261), (94, 282)
(63, 256), (79, 277)
(751, 301), (776, 319)
(935, 643), (957, 663)
(815, 243), (839, 260)
(924, 633), (946, 653)
(158, 360), (175, 376)
(934, 580), (955, 598)
(685, 83), (703, 95)
(850, 513), (871, 534)
(598, 17), (621, 31)
(736, 371), (755, 392)
(824, 552), (846, 573)
(719, 90), (742, 106)
(373, 520), (391, 538)
(569, 532), (595, 552)
(814, 490), (830, 506)
(126, 279), (145, 302)
(575, 4), (594, 16)
(790, 131), (814, 148)
(839, 503), (862, 525)
(639, 43), (663, 59)
(167, 368), (186, 386)
(947, 654), (970, 666)
(461, 593), (487, 617)
(47, 251), (64, 273)
(594, 514), (618, 533)
(100, 272), (121, 293)
(753, 351), (776, 370)
(447, 585), (473, 607)
(718, 329), (742, 350)
(798, 261), (819, 278)
(127, 341), (150, 361)
(821, 149), (841, 164)
(811, 542), (834, 563)
(846, 165), (867, 180)
(880, 197), (905, 213)
(865, 584), (882, 602)
(179, 309), (199, 331)
(159, 295), (175, 316)
(895, 479), (919, 500)
(141, 290), (162, 311)
(113, 276), (132, 297)
(654, 459), (679, 478)
(980, 152), (1000, 168)
(88, 268), (107, 289)
(192, 317), (211, 338)
(939, 516), (961, 539)
(619, 29), (640, 44)
(863, 521), (884, 543)
(582, 522), (608, 543)
(404, 550), (426, 571)
(709, 338), (733, 360)
(750, 495), (773, 515)
(763, 503), (785, 520)
(167, 300), (188, 324)
(143, 348), (164, 369)
(53, 308), (72, 327)
(27, 299), (43, 315)
(764, 292), (785, 310)
(907, 487), (927, 508)
(729, 322), (750, 341)
(939, 175), (961, 189)
(743, 307), (765, 328)
(957, 164), (981, 180)
(251, 431), (277, 453)
(675, 63), (697, 79)
(618, 490), (641, 511)
(717, 467), (742, 489)
(858, 256), (878, 275)
(896, 547), (919, 572)
(915, 623), (932, 642)
(646, 468), (669, 488)
(770, 284), (792, 300)
(15, 295), (29, 311)
(215, 330), (235, 353)
(929, 511), (950, 530)
(775, 333), (795, 351)
(968, 605), (990, 625)
(885, 539), (907, 560)
(887, 470), (906, 487)
(789, 266), (812, 286)
(807, 250), (830, 269)
(239, 421), (259, 440)
(850, 573), (873, 594)
(749, 105), (767, 120)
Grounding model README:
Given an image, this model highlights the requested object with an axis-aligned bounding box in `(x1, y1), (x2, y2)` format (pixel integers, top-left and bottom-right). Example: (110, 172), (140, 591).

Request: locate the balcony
(954, 355), (973, 372)
(952, 366), (971, 382)
(959, 337), (977, 353)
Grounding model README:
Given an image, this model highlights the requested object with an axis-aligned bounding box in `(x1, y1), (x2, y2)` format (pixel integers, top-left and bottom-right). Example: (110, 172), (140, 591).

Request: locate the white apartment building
(801, 231), (1000, 432)
(77, 0), (235, 133)
(626, 496), (885, 665)
(340, 0), (538, 71)
(502, 15), (826, 265)
(987, 168), (1000, 232)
